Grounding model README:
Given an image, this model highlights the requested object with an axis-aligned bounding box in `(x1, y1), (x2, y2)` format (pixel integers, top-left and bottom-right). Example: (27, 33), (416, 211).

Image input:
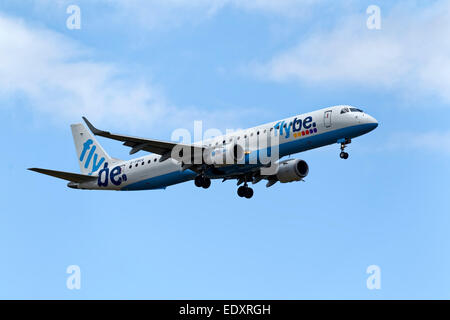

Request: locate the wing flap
(28, 168), (98, 183)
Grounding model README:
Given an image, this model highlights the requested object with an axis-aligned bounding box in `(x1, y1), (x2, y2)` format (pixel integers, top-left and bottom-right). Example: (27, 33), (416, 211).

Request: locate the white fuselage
(77, 105), (378, 191)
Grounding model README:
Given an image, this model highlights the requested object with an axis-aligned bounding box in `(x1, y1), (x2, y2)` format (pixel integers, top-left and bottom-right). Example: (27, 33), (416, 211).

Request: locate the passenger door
(324, 110), (332, 128)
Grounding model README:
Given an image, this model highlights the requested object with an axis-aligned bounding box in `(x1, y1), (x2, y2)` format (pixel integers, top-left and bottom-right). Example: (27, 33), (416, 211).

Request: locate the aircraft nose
(365, 114), (378, 130)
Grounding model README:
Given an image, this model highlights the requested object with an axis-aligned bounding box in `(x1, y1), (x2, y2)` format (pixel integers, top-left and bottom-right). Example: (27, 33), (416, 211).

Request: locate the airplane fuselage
(72, 105), (378, 191)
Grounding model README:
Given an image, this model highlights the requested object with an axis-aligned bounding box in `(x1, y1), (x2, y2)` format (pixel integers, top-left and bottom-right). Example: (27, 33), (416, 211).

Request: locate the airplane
(29, 105), (378, 199)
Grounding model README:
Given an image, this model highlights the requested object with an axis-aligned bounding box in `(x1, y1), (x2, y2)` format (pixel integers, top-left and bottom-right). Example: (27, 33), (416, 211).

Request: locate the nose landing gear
(194, 175), (211, 189)
(339, 138), (351, 159)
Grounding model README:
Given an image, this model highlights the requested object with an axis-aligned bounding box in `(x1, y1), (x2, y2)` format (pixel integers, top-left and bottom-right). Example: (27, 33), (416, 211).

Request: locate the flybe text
(80, 139), (105, 175)
(273, 116), (316, 139)
(97, 163), (127, 187)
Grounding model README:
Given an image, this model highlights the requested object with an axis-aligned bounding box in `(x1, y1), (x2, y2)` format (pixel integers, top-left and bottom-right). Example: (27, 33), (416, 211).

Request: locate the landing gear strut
(237, 181), (254, 199)
(194, 175), (211, 189)
(339, 139), (351, 159)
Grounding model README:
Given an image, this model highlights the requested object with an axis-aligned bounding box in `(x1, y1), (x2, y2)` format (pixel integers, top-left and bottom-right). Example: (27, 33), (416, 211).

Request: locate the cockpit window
(340, 107), (349, 114)
(350, 108), (364, 113)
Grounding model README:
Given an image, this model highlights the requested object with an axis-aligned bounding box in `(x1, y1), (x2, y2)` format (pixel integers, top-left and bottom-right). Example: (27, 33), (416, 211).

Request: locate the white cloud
(27, 0), (329, 31)
(0, 14), (250, 133)
(248, 1), (450, 104)
(0, 14), (170, 130)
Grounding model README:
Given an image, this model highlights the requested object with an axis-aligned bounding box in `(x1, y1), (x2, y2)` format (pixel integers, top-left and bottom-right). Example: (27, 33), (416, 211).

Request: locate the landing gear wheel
(237, 186), (246, 197)
(195, 175), (211, 188)
(340, 152), (349, 159)
(339, 139), (350, 159)
(194, 175), (203, 187)
(202, 177), (211, 189)
(244, 187), (254, 199)
(237, 186), (253, 198)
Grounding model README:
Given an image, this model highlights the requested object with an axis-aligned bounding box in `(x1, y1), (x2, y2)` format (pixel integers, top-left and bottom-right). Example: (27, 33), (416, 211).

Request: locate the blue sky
(1, 0), (450, 299)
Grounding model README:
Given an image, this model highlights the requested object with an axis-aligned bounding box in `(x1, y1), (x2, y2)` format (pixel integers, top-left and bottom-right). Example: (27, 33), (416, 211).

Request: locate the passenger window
(148, 160), (151, 164)
(135, 163), (138, 167)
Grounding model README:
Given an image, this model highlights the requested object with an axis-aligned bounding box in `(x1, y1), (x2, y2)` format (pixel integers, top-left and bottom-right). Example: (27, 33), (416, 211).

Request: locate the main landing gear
(340, 151), (349, 159)
(339, 139), (351, 159)
(194, 175), (211, 189)
(237, 183), (254, 199)
(195, 174), (254, 198)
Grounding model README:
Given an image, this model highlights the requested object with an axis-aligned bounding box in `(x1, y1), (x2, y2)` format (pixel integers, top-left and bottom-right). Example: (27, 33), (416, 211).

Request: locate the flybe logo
(97, 162), (127, 187)
(80, 139), (105, 175)
(273, 116), (317, 139)
(80, 139), (128, 187)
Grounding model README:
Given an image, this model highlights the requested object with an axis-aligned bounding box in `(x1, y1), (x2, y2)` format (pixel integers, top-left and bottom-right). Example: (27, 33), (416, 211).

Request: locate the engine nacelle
(276, 159), (309, 183)
(204, 143), (245, 166)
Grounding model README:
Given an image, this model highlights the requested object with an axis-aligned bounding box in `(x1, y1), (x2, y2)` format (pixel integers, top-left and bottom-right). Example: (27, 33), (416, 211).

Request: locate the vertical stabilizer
(71, 123), (117, 175)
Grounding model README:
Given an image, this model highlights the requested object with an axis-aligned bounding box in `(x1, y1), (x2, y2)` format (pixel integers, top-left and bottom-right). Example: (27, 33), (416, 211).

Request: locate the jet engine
(276, 159), (309, 183)
(204, 143), (245, 166)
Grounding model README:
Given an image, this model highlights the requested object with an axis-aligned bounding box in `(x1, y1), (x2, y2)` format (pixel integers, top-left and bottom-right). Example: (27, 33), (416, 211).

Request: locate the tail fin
(71, 123), (118, 175)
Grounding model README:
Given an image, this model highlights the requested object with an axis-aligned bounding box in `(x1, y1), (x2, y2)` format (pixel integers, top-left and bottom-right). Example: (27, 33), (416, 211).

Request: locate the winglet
(82, 117), (109, 135)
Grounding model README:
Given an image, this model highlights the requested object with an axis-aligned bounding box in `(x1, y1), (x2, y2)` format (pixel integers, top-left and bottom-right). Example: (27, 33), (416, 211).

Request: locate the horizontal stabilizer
(28, 168), (98, 183)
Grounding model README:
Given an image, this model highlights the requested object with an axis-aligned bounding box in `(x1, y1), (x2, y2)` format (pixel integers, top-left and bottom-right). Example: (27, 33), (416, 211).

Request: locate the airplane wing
(28, 168), (98, 183)
(82, 117), (204, 162)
